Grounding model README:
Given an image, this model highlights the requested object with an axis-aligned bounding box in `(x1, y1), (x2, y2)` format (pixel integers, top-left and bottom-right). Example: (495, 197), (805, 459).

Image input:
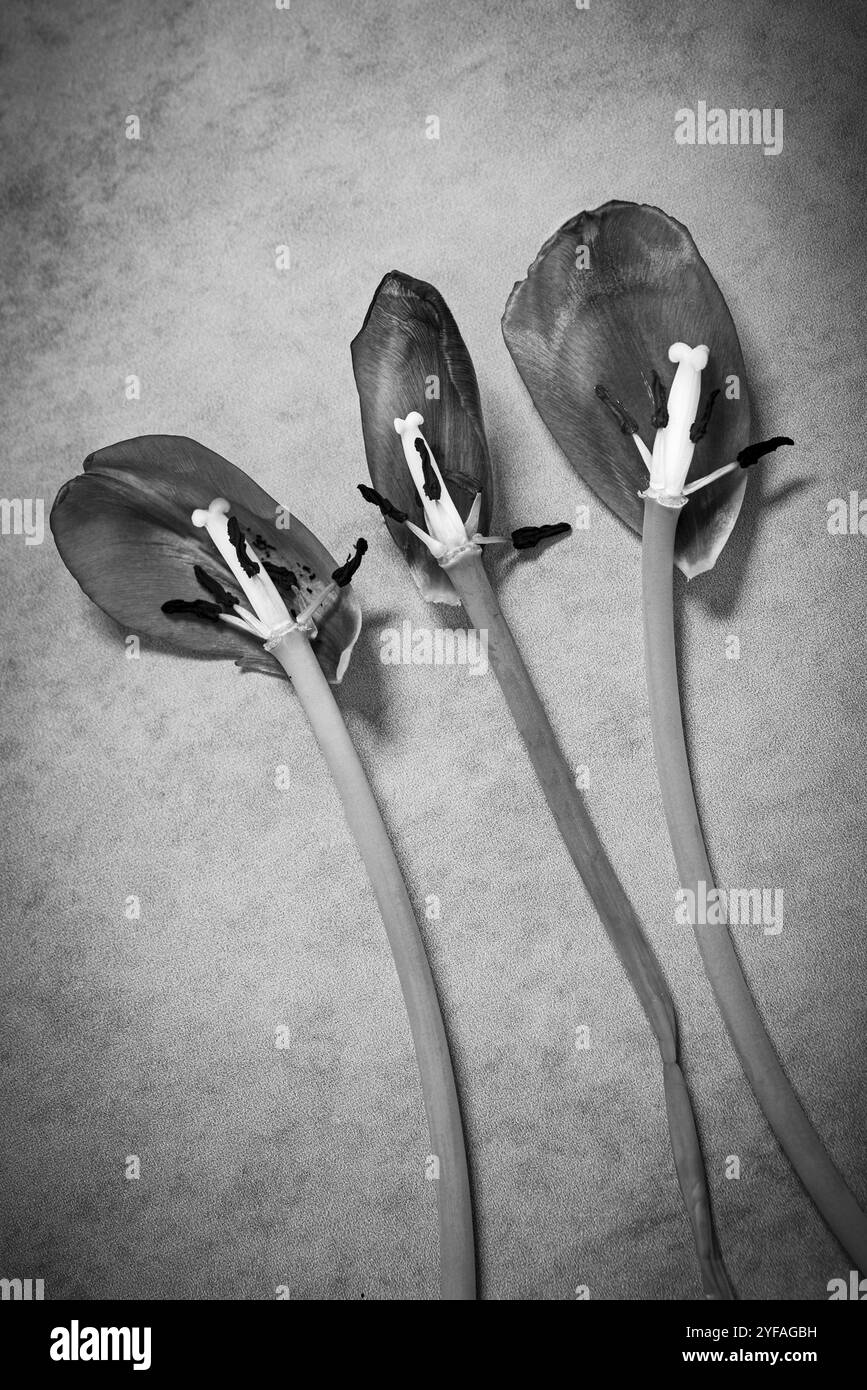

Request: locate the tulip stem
(641, 495), (867, 1272)
(269, 626), (475, 1300)
(446, 548), (733, 1300)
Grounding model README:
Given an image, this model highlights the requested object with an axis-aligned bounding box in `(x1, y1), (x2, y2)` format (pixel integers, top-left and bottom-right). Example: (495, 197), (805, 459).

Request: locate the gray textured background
(1, 0), (865, 1300)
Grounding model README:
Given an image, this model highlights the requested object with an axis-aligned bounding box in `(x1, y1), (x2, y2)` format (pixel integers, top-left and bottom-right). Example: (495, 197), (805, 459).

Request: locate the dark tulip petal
(51, 470), (256, 659)
(502, 202), (752, 577)
(51, 435), (361, 682)
(351, 272), (494, 605)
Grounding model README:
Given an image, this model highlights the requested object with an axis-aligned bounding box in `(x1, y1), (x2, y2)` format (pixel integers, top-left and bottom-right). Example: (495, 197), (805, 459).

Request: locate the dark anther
(689, 388), (720, 443)
(414, 437), (441, 499)
(263, 561), (299, 592)
(332, 537), (369, 587)
(227, 515), (260, 577)
(358, 483), (408, 524)
(595, 383), (639, 436)
(511, 522), (572, 551)
(194, 565), (239, 612)
(162, 598), (223, 622)
(650, 371), (669, 429)
(737, 436), (795, 469)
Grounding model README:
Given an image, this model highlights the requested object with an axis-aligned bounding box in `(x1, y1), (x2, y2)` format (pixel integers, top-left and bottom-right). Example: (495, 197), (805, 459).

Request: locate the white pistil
(393, 412), (501, 565)
(636, 343), (713, 508)
(191, 498), (308, 644)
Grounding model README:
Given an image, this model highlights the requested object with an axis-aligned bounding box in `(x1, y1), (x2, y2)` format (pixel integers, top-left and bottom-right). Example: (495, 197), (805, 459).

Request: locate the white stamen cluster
(393, 412), (499, 564)
(191, 498), (324, 647)
(633, 343), (738, 505)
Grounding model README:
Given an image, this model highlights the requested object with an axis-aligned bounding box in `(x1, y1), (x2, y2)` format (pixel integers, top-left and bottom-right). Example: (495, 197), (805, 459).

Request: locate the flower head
(50, 435), (362, 681)
(596, 338), (792, 515)
(351, 272), (496, 605)
(503, 201), (753, 576)
(391, 410), (499, 567)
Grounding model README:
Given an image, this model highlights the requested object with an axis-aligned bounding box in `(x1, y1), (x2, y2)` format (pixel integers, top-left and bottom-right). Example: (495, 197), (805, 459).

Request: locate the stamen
(464, 492), (483, 536)
(737, 436), (795, 468)
(595, 384), (639, 436)
(415, 437), (441, 500)
(263, 560), (299, 592)
(191, 498), (297, 639)
(357, 483), (408, 524)
(293, 589), (330, 628)
(511, 522), (572, 551)
(162, 598), (223, 622)
(405, 519), (447, 557)
(682, 436), (795, 496)
(631, 433), (654, 470)
(221, 607), (271, 640)
(394, 412), (483, 556)
(682, 462), (738, 495)
(650, 371), (669, 429)
(194, 564), (239, 611)
(331, 538), (368, 587)
(226, 515), (260, 577)
(689, 388), (720, 443)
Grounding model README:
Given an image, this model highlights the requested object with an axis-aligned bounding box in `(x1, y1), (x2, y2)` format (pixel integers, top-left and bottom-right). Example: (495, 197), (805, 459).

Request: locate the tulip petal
(502, 202), (751, 577)
(51, 436), (361, 682)
(351, 272), (494, 604)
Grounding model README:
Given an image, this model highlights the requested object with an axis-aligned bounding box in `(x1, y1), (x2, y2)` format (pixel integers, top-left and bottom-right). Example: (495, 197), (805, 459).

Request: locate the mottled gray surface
(1, 0), (865, 1300)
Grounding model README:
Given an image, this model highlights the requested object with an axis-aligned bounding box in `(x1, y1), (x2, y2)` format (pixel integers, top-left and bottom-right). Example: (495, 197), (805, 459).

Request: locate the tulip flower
(503, 200), (867, 1275)
(352, 272), (734, 1298)
(51, 434), (475, 1300)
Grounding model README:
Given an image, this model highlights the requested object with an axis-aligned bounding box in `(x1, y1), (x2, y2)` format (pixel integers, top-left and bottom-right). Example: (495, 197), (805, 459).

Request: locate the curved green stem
(270, 626), (475, 1300)
(446, 548), (733, 1299)
(641, 495), (867, 1271)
